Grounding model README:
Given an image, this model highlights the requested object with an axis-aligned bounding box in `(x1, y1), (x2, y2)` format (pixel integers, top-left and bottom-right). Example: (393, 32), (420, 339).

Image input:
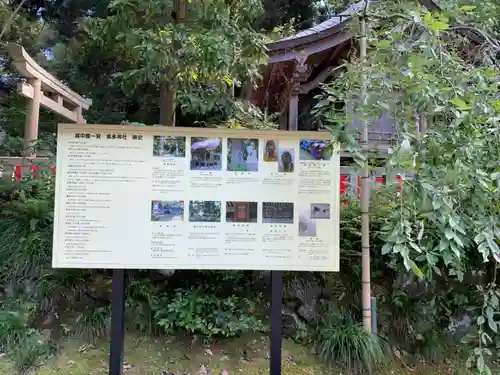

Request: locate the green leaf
(459, 5), (477, 12)
(460, 333), (476, 344)
(422, 13), (450, 32)
(409, 259), (424, 277)
(408, 241), (422, 253)
(223, 75), (233, 86)
(374, 40), (391, 48)
(477, 316), (485, 325)
(449, 97), (472, 111)
(381, 244), (392, 255)
(486, 312), (497, 333)
(444, 228), (454, 240)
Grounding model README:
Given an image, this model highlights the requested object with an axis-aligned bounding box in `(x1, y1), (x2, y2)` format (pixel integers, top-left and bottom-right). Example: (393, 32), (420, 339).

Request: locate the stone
(283, 276), (322, 323)
(446, 309), (473, 342)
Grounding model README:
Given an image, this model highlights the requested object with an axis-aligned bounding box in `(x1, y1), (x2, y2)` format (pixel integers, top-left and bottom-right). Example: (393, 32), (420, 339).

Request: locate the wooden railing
(0, 157), (53, 181)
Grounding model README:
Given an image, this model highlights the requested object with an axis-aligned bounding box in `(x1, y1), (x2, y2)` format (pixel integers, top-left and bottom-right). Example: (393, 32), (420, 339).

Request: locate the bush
(0, 309), (29, 351)
(314, 310), (387, 374)
(155, 287), (264, 339)
(0, 303), (54, 375)
(0, 174), (54, 284)
(9, 335), (53, 375)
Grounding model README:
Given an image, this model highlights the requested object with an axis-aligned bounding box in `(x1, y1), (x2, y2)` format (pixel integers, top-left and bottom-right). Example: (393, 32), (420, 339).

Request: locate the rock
(393, 273), (428, 298)
(157, 270), (176, 277)
(283, 276), (322, 323)
(297, 302), (317, 323)
(282, 308), (307, 337)
(446, 309), (473, 342)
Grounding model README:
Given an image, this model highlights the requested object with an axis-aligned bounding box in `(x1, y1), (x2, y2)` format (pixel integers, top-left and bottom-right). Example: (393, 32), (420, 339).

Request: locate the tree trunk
(359, 1), (372, 333)
(159, 81), (176, 126)
(158, 0), (187, 126)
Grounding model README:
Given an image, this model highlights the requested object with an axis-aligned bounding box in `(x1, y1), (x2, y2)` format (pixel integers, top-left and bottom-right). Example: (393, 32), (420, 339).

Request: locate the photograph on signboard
(299, 139), (332, 161)
(227, 138), (259, 172)
(262, 202), (294, 224)
(189, 200), (221, 222)
(190, 137), (222, 170)
(226, 201), (258, 223)
(278, 148), (295, 173)
(299, 210), (317, 237)
(263, 140), (278, 162)
(310, 203), (330, 219)
(153, 136), (186, 157)
(151, 200), (184, 221)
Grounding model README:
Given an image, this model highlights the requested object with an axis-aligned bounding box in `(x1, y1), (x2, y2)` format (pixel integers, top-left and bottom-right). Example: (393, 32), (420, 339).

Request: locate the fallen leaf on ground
(123, 362), (133, 371)
(78, 343), (93, 353)
(204, 348), (213, 356)
(199, 364), (208, 375)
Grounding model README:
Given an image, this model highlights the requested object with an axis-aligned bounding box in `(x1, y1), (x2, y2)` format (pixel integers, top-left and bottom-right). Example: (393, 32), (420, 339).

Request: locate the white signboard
(53, 124), (340, 271)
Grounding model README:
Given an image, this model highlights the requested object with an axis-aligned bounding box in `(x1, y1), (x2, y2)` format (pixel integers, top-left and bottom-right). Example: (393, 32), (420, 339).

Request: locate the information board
(53, 124), (340, 271)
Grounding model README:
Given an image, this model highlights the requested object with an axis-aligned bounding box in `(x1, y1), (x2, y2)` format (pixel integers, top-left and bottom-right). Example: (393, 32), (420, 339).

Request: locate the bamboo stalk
(359, 0), (372, 333)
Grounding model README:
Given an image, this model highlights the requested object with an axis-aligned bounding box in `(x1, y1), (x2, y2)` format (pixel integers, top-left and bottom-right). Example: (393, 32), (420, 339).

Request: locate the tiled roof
(276, 0), (373, 42)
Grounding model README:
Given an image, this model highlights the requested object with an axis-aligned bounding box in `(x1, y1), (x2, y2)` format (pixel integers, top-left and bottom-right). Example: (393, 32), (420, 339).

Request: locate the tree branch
(0, 0), (28, 41)
(417, 0), (498, 47)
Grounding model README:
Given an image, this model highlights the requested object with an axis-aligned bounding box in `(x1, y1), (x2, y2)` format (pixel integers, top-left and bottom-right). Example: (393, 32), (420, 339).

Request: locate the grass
(0, 333), (472, 375)
(315, 310), (386, 374)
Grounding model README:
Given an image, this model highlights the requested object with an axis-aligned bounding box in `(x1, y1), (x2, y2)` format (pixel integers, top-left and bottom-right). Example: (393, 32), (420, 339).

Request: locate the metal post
(109, 269), (126, 375)
(270, 270), (283, 375)
(371, 296), (377, 335)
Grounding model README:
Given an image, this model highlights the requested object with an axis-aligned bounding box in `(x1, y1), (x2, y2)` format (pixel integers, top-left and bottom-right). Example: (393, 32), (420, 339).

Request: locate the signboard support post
(109, 269), (126, 375)
(270, 270), (284, 375)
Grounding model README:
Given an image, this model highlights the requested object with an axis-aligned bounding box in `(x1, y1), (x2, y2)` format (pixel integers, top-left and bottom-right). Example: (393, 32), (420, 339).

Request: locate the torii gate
(7, 43), (92, 156)
(1, 44), (92, 179)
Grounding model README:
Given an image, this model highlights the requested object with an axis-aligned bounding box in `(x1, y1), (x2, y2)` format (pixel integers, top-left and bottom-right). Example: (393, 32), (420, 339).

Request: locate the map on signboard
(52, 125), (340, 272)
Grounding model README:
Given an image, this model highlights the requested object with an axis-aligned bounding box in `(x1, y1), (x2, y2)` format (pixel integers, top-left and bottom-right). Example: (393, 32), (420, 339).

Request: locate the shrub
(0, 303), (54, 375)
(155, 287), (264, 339)
(0, 174), (54, 285)
(9, 335), (53, 375)
(314, 310), (387, 374)
(0, 309), (29, 351)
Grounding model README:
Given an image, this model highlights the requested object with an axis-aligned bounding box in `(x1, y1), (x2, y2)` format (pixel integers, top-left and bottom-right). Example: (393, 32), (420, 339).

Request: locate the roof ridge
(274, 0), (373, 43)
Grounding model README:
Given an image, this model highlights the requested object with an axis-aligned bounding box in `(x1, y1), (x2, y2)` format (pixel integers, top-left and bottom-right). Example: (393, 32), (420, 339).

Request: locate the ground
(0, 333), (472, 375)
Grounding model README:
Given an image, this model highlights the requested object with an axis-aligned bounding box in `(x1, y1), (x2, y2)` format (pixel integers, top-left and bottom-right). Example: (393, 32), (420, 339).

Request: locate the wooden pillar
(288, 51), (310, 131)
(279, 111), (288, 130)
(288, 93), (299, 131)
(25, 78), (41, 157)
